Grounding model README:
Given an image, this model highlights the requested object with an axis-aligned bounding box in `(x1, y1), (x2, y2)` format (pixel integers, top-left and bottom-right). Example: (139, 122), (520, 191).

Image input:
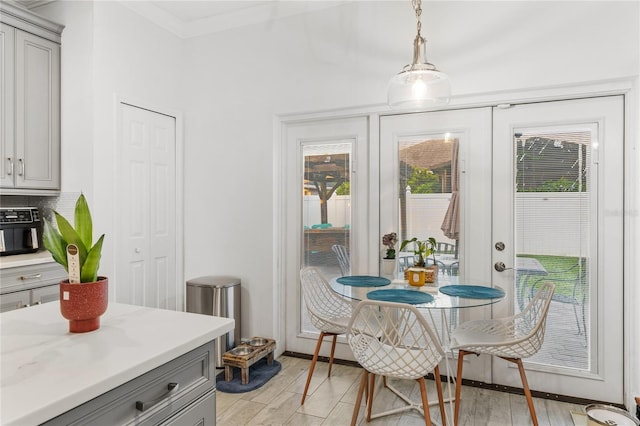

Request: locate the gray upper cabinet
(0, 3), (63, 194)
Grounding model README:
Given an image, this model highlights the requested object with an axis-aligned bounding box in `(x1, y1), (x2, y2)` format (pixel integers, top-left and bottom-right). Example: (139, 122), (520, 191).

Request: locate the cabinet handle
(7, 157), (13, 176)
(135, 382), (179, 412)
(19, 274), (42, 281)
(18, 158), (24, 176)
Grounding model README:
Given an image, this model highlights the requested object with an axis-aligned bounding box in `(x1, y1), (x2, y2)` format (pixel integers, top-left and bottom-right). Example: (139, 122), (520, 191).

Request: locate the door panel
(380, 108), (493, 381)
(117, 104), (178, 310)
(492, 96), (624, 402)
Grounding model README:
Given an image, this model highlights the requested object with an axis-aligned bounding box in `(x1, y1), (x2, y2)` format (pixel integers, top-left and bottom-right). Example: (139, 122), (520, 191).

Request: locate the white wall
(33, 0), (639, 410)
(180, 0), (639, 409)
(35, 1), (185, 303)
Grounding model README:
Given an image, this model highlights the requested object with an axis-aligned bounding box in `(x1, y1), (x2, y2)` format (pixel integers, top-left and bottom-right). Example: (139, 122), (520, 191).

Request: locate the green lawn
(517, 254), (585, 298)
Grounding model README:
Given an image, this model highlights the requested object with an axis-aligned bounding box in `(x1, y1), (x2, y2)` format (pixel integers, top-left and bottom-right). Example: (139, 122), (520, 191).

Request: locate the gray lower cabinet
(0, 261), (66, 312)
(43, 341), (217, 426)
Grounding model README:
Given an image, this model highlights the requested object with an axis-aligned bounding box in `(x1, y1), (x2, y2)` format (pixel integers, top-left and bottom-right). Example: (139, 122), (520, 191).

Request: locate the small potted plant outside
(399, 237), (438, 285)
(381, 232), (398, 276)
(43, 194), (107, 333)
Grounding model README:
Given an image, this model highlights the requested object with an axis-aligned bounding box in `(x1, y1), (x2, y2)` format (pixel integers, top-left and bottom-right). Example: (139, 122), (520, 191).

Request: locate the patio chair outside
(331, 244), (350, 276)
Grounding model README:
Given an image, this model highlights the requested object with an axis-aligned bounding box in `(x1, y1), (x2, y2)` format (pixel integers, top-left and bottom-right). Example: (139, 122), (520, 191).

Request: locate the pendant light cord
(413, 0), (422, 38)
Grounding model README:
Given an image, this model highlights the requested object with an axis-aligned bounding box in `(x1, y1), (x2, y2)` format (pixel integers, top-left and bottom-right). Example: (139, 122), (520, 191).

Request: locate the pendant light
(387, 0), (451, 110)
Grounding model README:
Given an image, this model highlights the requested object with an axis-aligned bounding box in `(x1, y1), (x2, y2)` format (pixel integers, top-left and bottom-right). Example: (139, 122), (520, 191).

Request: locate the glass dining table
(329, 275), (505, 425)
(330, 275), (506, 349)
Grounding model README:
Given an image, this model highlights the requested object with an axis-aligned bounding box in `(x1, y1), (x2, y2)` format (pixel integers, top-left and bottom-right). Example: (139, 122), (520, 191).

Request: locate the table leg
(225, 365), (232, 382)
(241, 367), (249, 385)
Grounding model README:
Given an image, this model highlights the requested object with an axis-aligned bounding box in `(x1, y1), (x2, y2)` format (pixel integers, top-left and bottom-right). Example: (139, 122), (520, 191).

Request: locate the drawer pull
(135, 382), (179, 412)
(19, 274), (42, 281)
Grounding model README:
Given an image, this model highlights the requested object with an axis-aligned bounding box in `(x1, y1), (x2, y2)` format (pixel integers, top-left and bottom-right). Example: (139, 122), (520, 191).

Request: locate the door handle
(494, 262), (514, 272)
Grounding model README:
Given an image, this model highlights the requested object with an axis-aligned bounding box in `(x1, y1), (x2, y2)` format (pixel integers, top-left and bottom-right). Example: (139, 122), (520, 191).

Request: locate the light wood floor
(216, 355), (585, 425)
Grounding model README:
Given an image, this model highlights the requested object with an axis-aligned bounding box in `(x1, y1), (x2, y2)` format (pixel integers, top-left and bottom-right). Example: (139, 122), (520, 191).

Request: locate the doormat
(216, 359), (281, 393)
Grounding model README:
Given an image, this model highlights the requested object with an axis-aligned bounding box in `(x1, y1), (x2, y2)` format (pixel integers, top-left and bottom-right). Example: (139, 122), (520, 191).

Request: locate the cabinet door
(160, 390), (216, 426)
(14, 30), (60, 190)
(0, 290), (30, 312)
(0, 23), (15, 188)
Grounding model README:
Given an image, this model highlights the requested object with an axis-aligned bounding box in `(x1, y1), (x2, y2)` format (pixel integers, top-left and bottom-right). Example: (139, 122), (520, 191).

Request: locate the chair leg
(417, 377), (433, 426)
(351, 369), (368, 426)
(434, 366), (447, 426)
(301, 331), (328, 405)
(367, 373), (376, 422)
(501, 357), (538, 426)
(328, 334), (338, 377)
(454, 350), (472, 426)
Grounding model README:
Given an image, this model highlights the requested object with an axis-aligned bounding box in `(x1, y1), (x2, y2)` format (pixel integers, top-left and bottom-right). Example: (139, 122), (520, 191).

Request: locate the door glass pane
(514, 128), (592, 371)
(397, 134), (460, 285)
(301, 142), (351, 333)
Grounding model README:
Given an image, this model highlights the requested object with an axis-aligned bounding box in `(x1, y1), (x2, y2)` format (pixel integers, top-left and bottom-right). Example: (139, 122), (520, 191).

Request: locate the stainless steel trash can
(186, 276), (241, 368)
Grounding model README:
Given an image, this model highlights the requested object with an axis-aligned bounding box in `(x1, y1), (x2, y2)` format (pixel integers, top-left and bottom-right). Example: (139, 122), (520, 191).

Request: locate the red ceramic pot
(59, 277), (108, 333)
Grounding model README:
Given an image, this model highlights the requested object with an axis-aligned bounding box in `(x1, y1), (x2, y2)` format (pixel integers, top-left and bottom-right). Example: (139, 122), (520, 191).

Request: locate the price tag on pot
(67, 244), (81, 284)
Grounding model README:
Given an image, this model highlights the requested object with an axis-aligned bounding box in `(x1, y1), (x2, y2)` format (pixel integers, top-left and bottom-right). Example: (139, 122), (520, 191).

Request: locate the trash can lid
(187, 276), (241, 288)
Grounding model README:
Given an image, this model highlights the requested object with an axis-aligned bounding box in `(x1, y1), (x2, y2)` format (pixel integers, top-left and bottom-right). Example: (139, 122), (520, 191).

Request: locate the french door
(283, 116), (369, 359)
(379, 96), (624, 402)
(492, 96), (624, 402)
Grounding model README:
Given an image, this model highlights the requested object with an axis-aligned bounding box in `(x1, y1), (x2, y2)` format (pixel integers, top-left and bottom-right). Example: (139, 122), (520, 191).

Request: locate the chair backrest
(331, 244), (351, 276)
(512, 282), (556, 356)
(347, 300), (445, 380)
(437, 242), (457, 255)
(300, 267), (353, 334)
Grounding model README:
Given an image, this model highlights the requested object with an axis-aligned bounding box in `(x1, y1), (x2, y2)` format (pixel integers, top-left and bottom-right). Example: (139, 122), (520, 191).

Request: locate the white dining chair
(299, 267), (354, 405)
(347, 300), (447, 426)
(450, 282), (555, 426)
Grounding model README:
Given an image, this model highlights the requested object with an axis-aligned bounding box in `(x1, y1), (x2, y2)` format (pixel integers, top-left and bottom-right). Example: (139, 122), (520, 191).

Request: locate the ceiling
(20, 1), (350, 39)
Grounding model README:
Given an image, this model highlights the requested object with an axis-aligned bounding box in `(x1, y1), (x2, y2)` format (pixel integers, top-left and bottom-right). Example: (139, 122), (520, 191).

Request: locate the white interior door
(117, 103), (179, 310)
(283, 116), (368, 360)
(491, 96), (624, 403)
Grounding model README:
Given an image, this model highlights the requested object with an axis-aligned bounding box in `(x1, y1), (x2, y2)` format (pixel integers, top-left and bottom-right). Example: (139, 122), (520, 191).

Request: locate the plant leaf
(81, 234), (104, 283)
(74, 194), (92, 249)
(54, 211), (88, 267)
(42, 219), (68, 270)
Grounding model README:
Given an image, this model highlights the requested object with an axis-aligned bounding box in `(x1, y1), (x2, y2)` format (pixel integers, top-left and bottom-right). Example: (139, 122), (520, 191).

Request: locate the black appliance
(0, 207), (42, 256)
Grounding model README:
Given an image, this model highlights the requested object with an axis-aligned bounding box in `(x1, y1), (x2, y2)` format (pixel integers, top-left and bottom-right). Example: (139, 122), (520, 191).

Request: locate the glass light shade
(387, 68), (451, 110)
(387, 34), (451, 111)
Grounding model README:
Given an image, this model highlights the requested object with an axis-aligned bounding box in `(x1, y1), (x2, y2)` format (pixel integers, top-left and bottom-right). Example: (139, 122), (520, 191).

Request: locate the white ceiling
(20, 1), (351, 39)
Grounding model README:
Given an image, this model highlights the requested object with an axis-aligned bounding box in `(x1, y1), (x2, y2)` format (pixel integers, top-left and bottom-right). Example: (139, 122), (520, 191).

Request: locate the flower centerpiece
(382, 232), (398, 259)
(43, 194), (107, 333)
(380, 232), (398, 276)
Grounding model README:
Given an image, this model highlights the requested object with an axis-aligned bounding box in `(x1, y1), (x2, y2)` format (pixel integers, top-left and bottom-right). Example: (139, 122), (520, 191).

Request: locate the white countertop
(0, 251), (55, 269)
(0, 302), (235, 426)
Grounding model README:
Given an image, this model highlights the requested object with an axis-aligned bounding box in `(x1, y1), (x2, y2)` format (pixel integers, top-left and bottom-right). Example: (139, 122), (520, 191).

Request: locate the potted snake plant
(43, 194), (107, 333)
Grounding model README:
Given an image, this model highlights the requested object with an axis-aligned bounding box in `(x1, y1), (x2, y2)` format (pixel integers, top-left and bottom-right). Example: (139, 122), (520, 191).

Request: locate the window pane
(514, 128), (592, 371)
(397, 135), (460, 284)
(301, 142), (352, 333)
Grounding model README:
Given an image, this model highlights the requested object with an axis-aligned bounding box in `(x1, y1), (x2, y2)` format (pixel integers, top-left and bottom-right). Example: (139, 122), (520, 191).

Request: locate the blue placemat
(336, 276), (391, 287)
(439, 285), (505, 299)
(367, 289), (434, 304)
